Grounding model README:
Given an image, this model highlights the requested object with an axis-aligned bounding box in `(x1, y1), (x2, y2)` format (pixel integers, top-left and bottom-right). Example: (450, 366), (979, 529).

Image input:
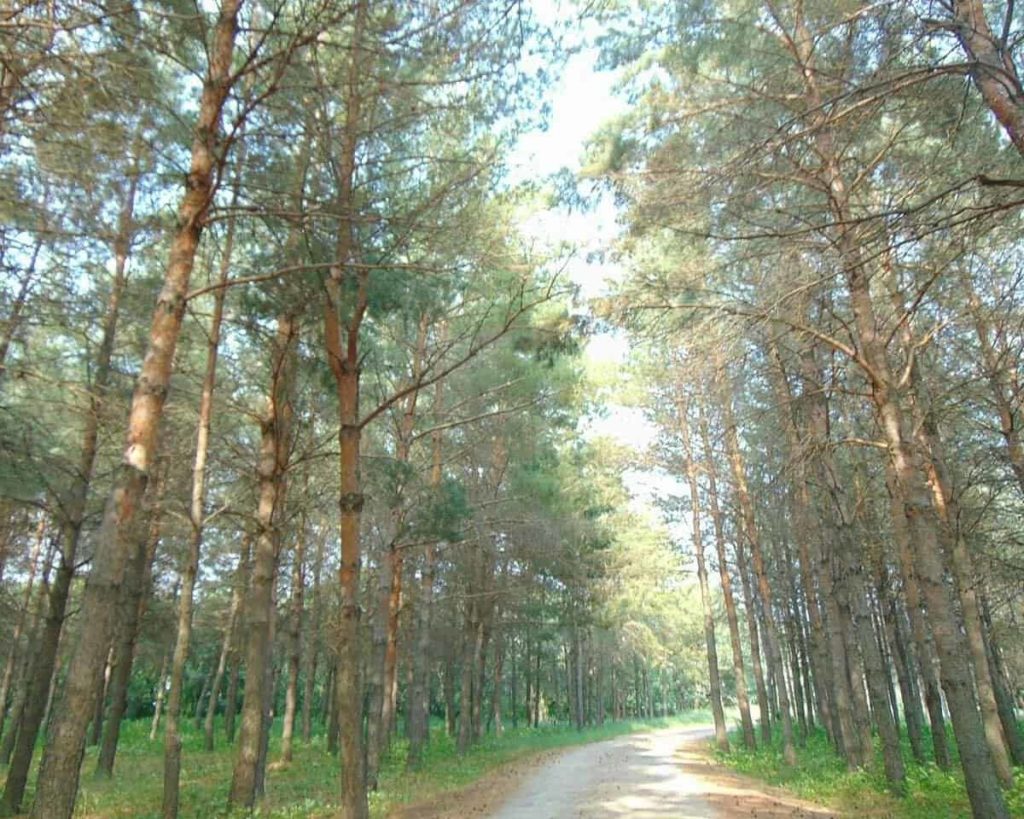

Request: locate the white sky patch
(509, 46), (625, 179)
(512, 2), (678, 512)
(510, 2), (628, 300)
(585, 330), (628, 363)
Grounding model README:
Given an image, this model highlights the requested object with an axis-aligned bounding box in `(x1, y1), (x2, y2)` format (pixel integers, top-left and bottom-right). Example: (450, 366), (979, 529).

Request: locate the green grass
(3, 710), (713, 818)
(716, 722), (1024, 818)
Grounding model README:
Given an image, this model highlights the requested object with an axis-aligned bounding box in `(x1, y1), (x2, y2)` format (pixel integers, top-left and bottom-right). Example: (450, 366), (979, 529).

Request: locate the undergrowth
(717, 721), (1024, 818)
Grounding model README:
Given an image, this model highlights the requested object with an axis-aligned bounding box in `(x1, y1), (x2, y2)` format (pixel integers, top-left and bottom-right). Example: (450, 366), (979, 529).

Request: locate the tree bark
(228, 314), (297, 810)
(302, 528), (326, 744)
(0, 515), (44, 741)
(321, 3), (369, 812)
(407, 375), (445, 768)
(163, 205), (237, 816)
(98, 470), (165, 776)
(718, 369), (797, 765)
(697, 408), (756, 749)
(4, 167), (136, 815)
(948, 0), (1024, 158)
(678, 394), (728, 751)
(205, 535), (251, 752)
(281, 514), (306, 764)
(31, 6), (243, 816)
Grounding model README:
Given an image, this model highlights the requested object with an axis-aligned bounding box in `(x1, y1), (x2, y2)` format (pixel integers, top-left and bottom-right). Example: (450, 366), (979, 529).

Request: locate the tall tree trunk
(511, 634), (520, 729)
(889, 257), (1016, 786)
(281, 515), (306, 764)
(457, 599), (478, 753)
(193, 671), (212, 730)
(783, 7), (1007, 807)
(322, 4), (369, 813)
(90, 652), (113, 748)
(225, 656), (241, 744)
(365, 559), (391, 788)
(444, 657), (457, 737)
(697, 408), (756, 749)
(0, 515), (44, 740)
(885, 469), (952, 768)
(573, 627), (584, 730)
(838, 530), (906, 791)
(718, 371), (796, 765)
(766, 343), (835, 742)
(408, 375), (445, 769)
(875, 562), (926, 764)
(373, 316), (428, 774)
(302, 527), (326, 743)
(406, 543), (437, 769)
(98, 470), (165, 775)
(253, 587), (279, 800)
(228, 314), (297, 810)
(734, 530), (770, 744)
(473, 597), (492, 740)
(533, 643), (542, 726)
(31, 6), (243, 817)
(163, 205), (236, 817)
(780, 542), (808, 741)
(524, 638), (533, 727)
(678, 394), (728, 750)
(150, 650), (171, 742)
(0, 532), (54, 765)
(326, 659), (340, 755)
(205, 535), (251, 751)
(982, 596), (1024, 765)
(491, 622), (505, 736)
(3, 170), (136, 815)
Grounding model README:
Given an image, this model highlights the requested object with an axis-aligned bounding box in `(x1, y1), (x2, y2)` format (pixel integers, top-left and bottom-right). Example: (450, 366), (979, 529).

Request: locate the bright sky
(504, 3), (681, 532)
(509, 3), (660, 455)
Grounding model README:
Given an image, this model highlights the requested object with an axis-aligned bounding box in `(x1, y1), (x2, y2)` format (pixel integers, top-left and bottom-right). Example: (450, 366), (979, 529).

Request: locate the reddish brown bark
(718, 369), (797, 766)
(771, 5), (1005, 808)
(697, 408), (756, 749)
(321, 3), (369, 813)
(948, 0), (1024, 158)
(30, 5), (243, 816)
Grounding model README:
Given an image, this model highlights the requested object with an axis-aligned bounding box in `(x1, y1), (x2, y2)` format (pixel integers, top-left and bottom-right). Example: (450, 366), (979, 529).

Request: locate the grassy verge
(716, 723), (1024, 818)
(14, 710), (712, 817)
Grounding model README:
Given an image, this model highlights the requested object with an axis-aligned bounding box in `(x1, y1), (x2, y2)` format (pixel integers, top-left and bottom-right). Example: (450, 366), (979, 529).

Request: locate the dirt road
(399, 726), (836, 818)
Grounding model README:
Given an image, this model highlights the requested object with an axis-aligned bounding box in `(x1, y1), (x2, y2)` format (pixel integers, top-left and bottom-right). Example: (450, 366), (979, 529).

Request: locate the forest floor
(5, 712), (716, 817)
(397, 725), (834, 818)
(716, 724), (1024, 818)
